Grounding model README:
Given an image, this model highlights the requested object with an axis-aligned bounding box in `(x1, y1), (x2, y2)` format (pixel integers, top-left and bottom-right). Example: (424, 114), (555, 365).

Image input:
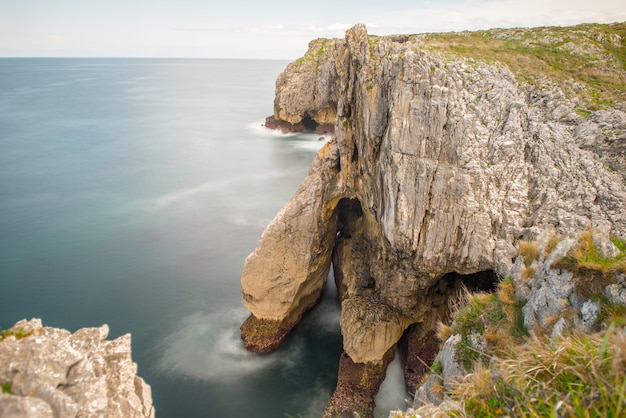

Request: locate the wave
(246, 119), (331, 151)
(157, 309), (302, 381)
(141, 168), (303, 210)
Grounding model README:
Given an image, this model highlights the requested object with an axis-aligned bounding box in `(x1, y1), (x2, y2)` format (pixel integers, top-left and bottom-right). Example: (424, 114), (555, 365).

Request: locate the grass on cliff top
(420, 22), (626, 110)
(0, 326), (39, 342)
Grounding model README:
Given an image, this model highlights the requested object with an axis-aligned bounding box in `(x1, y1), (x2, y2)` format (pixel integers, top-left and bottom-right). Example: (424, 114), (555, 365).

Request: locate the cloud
(365, 0), (626, 35)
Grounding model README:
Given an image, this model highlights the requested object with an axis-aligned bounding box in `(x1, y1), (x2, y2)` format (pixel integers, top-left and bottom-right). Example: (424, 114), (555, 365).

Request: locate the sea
(0, 58), (407, 417)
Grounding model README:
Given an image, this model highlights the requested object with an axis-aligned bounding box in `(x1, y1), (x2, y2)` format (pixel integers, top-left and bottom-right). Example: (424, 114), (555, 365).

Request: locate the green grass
(1, 382), (11, 394)
(420, 22), (626, 110)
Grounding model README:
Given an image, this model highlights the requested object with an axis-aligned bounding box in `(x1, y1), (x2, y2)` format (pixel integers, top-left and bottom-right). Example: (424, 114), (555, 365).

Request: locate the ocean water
(0, 58), (407, 417)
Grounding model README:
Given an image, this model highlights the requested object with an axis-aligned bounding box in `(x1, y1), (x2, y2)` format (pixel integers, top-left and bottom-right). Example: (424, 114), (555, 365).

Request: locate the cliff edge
(241, 23), (626, 417)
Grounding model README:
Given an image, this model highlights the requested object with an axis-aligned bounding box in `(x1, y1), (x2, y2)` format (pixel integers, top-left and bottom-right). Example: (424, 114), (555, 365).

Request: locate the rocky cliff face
(0, 319), (154, 418)
(240, 23), (626, 417)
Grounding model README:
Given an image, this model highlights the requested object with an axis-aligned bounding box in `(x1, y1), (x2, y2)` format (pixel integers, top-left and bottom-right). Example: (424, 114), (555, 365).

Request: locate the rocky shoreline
(241, 22), (626, 417)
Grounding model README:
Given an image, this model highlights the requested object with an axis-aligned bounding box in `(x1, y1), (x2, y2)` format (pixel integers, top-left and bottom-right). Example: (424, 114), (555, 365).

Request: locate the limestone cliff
(0, 319), (154, 418)
(241, 23), (626, 417)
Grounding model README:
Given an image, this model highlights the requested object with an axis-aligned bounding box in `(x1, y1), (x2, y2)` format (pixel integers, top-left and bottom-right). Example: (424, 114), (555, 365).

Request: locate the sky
(1, 0), (625, 59)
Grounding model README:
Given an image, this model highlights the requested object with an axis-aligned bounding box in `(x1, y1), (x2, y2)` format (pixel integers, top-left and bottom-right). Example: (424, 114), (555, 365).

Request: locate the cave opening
(439, 269), (499, 294)
(301, 114), (319, 131)
(400, 269), (500, 393)
(335, 197), (363, 239)
(332, 197), (365, 301)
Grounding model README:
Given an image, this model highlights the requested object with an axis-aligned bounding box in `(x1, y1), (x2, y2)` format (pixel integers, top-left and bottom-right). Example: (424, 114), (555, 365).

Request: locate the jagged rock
(0, 319), (154, 418)
(574, 109), (626, 182)
(0, 393), (54, 418)
(516, 236), (578, 332)
(273, 38), (342, 126)
(241, 23), (626, 416)
(606, 274), (626, 305)
(438, 335), (464, 391)
(411, 335), (462, 409)
(592, 228), (621, 258)
(323, 348), (395, 418)
(413, 374), (443, 407)
(581, 300), (601, 331)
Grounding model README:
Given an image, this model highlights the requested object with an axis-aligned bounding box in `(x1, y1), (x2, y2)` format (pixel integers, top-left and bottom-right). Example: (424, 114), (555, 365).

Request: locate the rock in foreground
(0, 318), (154, 418)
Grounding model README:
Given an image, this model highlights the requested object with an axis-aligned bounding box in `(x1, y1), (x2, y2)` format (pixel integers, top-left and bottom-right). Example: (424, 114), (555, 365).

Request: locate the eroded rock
(241, 23), (626, 416)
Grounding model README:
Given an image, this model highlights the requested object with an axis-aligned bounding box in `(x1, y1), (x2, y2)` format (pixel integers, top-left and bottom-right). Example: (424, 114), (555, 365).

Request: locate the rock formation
(240, 23), (626, 417)
(0, 318), (154, 418)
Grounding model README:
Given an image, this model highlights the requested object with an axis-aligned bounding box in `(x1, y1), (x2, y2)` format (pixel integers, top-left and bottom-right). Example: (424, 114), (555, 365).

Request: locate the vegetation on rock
(453, 323), (626, 418)
(393, 229), (626, 417)
(437, 278), (528, 371)
(419, 22), (626, 111)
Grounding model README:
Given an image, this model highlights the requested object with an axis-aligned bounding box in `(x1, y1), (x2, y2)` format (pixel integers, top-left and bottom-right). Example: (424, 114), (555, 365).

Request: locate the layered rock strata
(0, 318), (154, 418)
(240, 23), (626, 416)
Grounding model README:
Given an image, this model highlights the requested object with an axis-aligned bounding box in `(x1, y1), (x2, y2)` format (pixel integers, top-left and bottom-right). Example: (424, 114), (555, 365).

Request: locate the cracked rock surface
(0, 318), (154, 418)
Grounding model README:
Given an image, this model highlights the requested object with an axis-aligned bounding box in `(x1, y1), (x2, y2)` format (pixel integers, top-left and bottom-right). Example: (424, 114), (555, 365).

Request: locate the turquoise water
(0, 58), (407, 417)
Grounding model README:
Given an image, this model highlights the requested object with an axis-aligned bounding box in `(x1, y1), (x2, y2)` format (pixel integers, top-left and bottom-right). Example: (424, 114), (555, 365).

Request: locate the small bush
(0, 327), (35, 342)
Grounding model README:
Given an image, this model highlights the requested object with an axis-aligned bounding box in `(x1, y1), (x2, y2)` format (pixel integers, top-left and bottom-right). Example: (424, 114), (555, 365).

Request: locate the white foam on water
(308, 297), (341, 334)
(374, 350), (410, 417)
(157, 310), (301, 380)
(246, 119), (332, 151)
(300, 382), (334, 417)
(122, 167), (303, 213)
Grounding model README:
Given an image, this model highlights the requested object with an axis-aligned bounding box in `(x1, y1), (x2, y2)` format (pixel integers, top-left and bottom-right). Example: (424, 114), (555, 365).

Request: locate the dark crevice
(335, 198), (363, 239)
(301, 114), (318, 131)
(439, 269), (499, 293)
(351, 146), (359, 163)
(332, 197), (365, 301)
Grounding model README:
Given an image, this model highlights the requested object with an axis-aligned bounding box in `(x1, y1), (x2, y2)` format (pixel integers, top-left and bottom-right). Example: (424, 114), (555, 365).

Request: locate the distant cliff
(0, 319), (154, 418)
(240, 23), (626, 417)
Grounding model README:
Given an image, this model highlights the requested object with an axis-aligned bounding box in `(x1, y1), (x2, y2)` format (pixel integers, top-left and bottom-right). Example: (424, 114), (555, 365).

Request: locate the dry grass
(521, 266), (536, 282)
(518, 241), (540, 267)
(451, 321), (626, 417)
(443, 278), (528, 370)
(544, 233), (563, 257)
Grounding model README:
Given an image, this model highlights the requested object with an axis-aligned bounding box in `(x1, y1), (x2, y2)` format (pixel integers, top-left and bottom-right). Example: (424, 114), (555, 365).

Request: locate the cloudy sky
(1, 0), (624, 59)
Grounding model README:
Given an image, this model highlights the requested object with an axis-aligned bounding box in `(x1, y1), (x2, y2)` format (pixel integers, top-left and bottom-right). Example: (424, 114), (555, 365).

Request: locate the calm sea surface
(0, 58), (406, 417)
